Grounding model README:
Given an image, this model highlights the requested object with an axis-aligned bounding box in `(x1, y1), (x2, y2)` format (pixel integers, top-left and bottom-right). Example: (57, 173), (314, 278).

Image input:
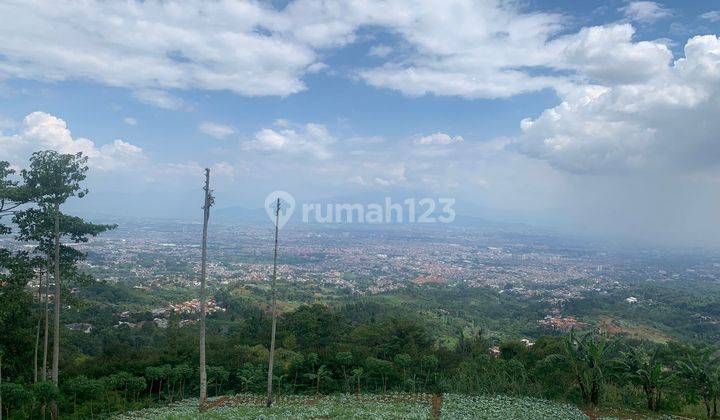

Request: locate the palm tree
(305, 365), (332, 395)
(549, 330), (614, 406)
(350, 367), (365, 395)
(617, 347), (674, 411)
(678, 351), (719, 418)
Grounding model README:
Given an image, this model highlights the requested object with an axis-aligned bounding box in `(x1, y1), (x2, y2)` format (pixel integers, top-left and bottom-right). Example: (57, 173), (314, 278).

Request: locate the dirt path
(431, 394), (443, 419)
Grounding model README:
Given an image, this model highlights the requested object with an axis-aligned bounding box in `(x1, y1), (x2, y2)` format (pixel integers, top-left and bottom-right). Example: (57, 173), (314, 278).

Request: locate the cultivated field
(117, 393), (589, 419)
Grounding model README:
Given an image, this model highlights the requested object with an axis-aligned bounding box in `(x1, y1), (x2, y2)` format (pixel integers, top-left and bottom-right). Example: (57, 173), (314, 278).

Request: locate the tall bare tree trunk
(42, 265), (50, 381)
(266, 198), (281, 408)
(198, 168), (213, 409)
(0, 353), (3, 420)
(1, 353), (3, 420)
(33, 270), (43, 383)
(50, 202), (60, 420)
(34, 318), (40, 382)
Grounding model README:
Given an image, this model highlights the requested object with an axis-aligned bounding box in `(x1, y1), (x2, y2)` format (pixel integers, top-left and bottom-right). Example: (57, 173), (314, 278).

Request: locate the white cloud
(306, 62), (329, 73)
(518, 35), (720, 174)
(199, 122), (236, 139)
(557, 24), (672, 84)
(701, 11), (720, 22)
(620, 1), (672, 23)
(415, 132), (464, 145)
(124, 117), (138, 126)
(0, 0), (691, 103)
(0, 1), (316, 97)
(368, 44), (393, 58)
(0, 111), (146, 171)
(132, 89), (184, 110)
(356, 0), (566, 98)
(243, 121), (334, 159)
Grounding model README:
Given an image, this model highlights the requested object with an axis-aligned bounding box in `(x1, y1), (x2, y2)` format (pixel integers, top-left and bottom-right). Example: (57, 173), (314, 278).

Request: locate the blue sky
(1, 0), (720, 246)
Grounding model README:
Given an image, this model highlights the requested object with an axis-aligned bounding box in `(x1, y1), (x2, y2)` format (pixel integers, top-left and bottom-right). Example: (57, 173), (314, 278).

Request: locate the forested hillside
(2, 153), (720, 419)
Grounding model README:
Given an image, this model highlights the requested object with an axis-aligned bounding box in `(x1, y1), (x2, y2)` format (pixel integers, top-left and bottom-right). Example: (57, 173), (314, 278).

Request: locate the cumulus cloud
(0, 112), (146, 171)
(557, 24), (672, 84)
(620, 1), (672, 23)
(243, 121), (334, 159)
(0, 112), (242, 201)
(517, 35), (720, 174)
(199, 122), (236, 139)
(123, 117), (138, 126)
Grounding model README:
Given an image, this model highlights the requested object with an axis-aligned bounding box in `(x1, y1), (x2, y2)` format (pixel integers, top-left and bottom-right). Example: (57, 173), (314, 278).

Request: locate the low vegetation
(116, 393), (590, 420)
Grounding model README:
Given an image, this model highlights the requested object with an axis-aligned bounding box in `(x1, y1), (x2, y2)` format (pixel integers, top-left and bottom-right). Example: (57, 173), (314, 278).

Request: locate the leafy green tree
(0, 250), (36, 381)
(206, 366), (229, 397)
(500, 340), (528, 362)
(277, 350), (304, 393)
(1, 382), (34, 418)
(64, 375), (103, 414)
(365, 357), (393, 392)
(145, 366), (171, 402)
(19, 151), (114, 419)
(169, 364), (193, 400)
(420, 355), (439, 390)
(394, 353), (413, 390)
(284, 304), (347, 357)
(335, 352), (353, 392)
(237, 363), (265, 393)
(105, 371), (140, 406)
(0, 161), (29, 233)
(350, 367), (365, 395)
(31, 381), (59, 416)
(22, 151), (87, 392)
(126, 376), (146, 404)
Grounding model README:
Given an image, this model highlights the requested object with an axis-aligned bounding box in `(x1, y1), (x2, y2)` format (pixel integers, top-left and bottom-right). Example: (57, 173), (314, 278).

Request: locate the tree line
(1, 151), (114, 419)
(2, 298), (720, 418)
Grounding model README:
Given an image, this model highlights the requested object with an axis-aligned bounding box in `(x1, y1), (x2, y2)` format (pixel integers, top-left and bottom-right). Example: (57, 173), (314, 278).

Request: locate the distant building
(151, 308), (167, 317)
(538, 315), (587, 332)
(626, 296), (638, 304)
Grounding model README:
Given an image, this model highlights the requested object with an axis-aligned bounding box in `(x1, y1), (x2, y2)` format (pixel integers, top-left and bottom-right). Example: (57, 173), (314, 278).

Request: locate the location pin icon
(265, 191), (295, 229)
